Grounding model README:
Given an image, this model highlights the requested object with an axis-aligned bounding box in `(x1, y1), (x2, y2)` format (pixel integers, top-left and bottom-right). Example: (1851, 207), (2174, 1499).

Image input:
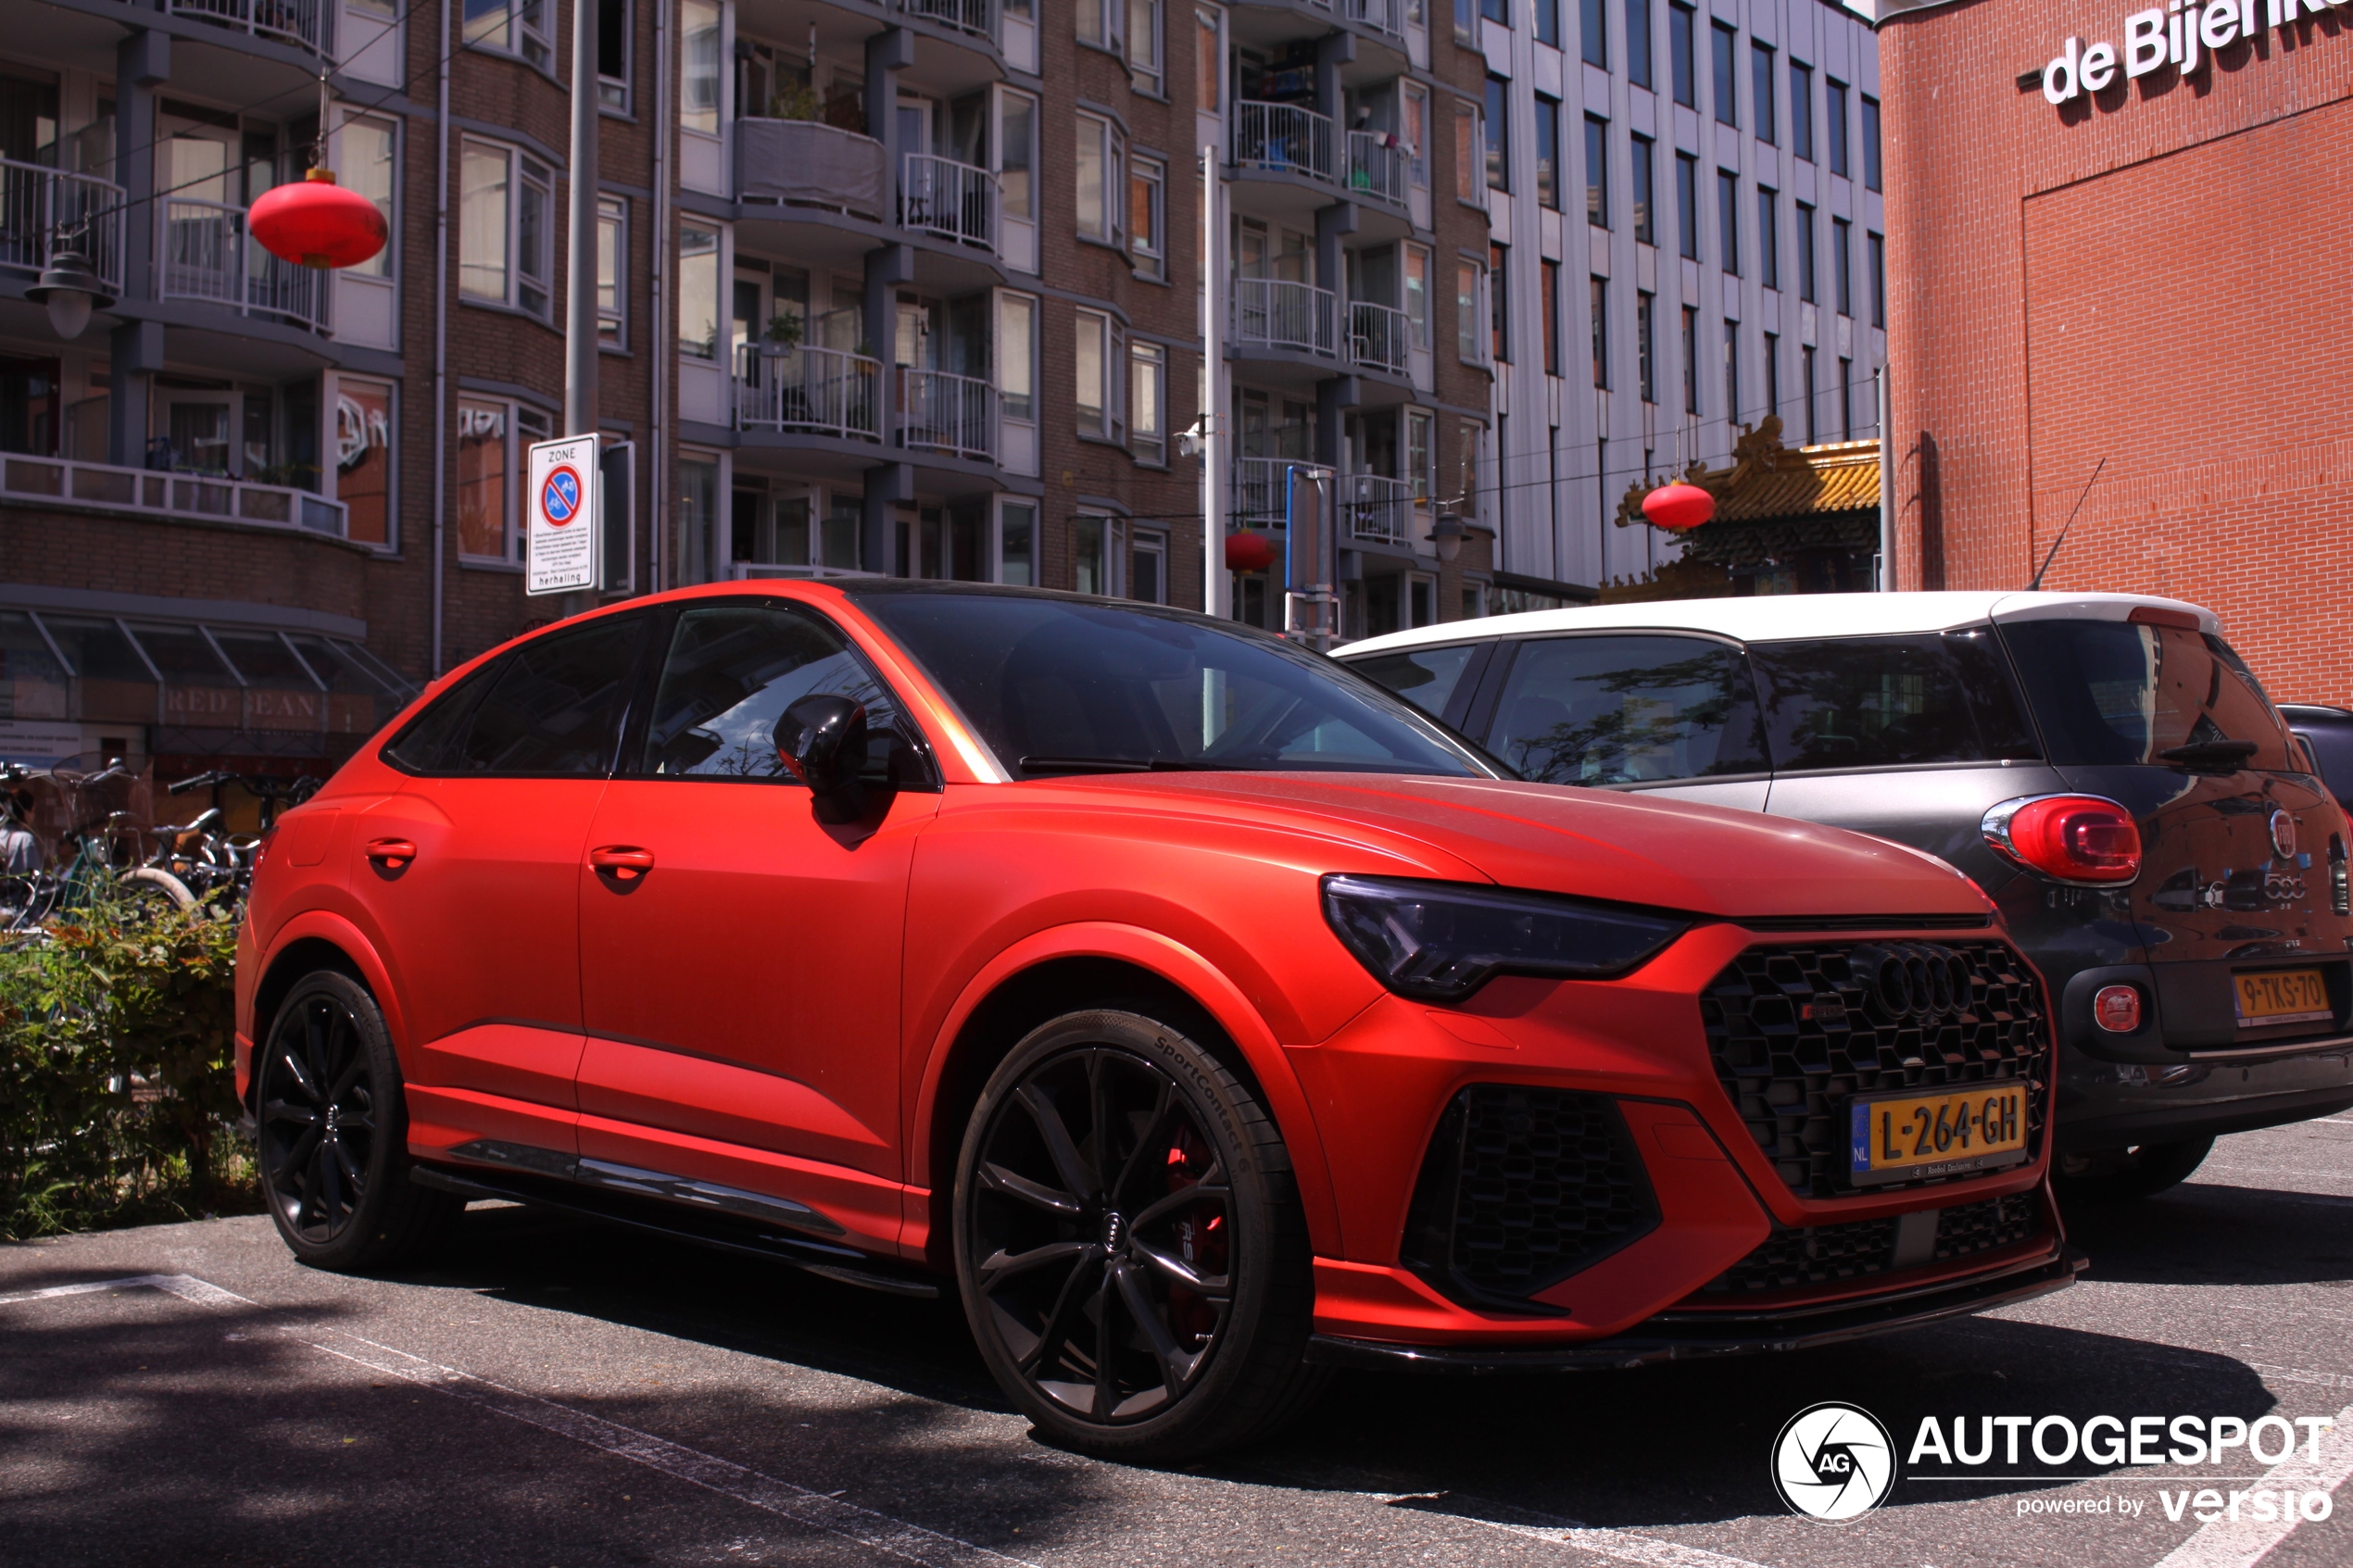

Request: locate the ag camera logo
(1773, 1402), (1898, 1523)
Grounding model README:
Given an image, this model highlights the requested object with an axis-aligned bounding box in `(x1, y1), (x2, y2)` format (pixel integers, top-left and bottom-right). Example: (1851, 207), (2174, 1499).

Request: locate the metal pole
(430, 0), (452, 671)
(567, 0), (600, 440)
(1201, 144), (1226, 620)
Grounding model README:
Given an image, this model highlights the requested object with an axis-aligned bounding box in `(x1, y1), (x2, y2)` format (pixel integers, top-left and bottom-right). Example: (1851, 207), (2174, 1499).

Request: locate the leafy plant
(769, 80), (824, 122)
(766, 311), (805, 347)
(0, 897), (254, 1240)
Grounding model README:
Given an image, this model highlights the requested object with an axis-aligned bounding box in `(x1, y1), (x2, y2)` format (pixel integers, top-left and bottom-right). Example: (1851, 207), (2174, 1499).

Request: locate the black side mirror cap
(774, 694), (875, 824)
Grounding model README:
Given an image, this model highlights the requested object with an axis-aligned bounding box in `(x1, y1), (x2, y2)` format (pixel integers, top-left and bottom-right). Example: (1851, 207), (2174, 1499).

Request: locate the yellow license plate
(1849, 1086), (2030, 1187)
(2233, 968), (2332, 1028)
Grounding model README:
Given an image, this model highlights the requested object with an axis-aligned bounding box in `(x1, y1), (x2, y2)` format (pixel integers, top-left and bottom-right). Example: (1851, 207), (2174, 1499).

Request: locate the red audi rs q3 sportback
(237, 582), (2078, 1461)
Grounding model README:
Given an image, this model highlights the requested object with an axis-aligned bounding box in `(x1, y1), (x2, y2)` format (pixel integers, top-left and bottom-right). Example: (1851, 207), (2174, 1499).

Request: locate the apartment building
(1470, 0), (1882, 591)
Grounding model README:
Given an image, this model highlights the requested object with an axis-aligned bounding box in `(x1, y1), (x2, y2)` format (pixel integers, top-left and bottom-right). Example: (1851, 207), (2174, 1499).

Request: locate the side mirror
(774, 694), (873, 823)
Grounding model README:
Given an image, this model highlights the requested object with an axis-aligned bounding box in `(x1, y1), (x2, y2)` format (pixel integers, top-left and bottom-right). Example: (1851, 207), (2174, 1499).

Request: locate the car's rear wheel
(2056, 1136), (2215, 1200)
(256, 971), (459, 1272)
(953, 1010), (1324, 1462)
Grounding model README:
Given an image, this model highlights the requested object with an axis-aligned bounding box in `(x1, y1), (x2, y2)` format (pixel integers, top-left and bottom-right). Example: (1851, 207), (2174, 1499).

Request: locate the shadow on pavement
(2059, 1180), (2353, 1287)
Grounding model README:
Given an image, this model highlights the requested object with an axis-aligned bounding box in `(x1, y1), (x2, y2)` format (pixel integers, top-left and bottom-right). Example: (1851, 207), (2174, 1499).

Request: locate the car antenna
(2028, 456), (2106, 591)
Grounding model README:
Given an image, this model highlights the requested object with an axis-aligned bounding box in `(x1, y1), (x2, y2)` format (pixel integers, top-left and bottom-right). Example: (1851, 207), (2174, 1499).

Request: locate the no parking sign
(526, 433), (600, 595)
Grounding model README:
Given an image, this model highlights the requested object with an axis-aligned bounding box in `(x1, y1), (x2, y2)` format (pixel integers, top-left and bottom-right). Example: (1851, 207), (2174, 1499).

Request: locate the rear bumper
(1304, 1245), (2084, 1374)
(2055, 1045), (2353, 1151)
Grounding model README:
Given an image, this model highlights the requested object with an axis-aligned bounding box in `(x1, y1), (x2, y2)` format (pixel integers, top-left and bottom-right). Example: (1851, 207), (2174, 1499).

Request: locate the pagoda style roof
(1614, 418), (1881, 530)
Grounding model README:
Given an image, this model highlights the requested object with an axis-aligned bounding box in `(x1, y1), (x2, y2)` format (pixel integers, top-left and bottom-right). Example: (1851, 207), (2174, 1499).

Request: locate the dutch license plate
(2233, 968), (2332, 1029)
(1848, 1086), (2030, 1186)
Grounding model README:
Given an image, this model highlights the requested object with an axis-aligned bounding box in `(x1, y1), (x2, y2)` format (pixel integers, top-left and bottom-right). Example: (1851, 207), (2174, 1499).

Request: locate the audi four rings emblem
(1849, 943), (1975, 1026)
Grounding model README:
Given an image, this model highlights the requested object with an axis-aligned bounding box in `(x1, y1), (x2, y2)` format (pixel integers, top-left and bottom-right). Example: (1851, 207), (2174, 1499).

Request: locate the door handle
(588, 845), (656, 882)
(364, 837), (418, 870)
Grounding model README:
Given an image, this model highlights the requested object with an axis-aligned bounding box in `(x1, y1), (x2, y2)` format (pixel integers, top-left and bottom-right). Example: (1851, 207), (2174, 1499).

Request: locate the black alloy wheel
(257, 971), (458, 1272)
(955, 1010), (1323, 1462)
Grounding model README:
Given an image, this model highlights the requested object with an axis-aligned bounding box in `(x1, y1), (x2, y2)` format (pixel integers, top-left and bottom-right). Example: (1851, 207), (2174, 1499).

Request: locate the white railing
(170, 0), (330, 54)
(1, 453), (347, 537)
(1233, 457), (1317, 529)
(1342, 0), (1406, 40)
(1231, 101), (1334, 184)
(735, 344), (881, 440)
(0, 160), (125, 295)
(159, 197), (328, 330)
(1346, 132), (1409, 207)
(1232, 277), (1339, 358)
(1338, 472), (1414, 544)
(900, 0), (996, 41)
(1348, 298), (1411, 375)
(901, 154), (1000, 253)
(898, 369), (996, 461)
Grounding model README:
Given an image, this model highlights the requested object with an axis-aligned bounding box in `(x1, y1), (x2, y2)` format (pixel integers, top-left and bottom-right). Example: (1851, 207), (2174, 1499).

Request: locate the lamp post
(27, 245), (113, 341)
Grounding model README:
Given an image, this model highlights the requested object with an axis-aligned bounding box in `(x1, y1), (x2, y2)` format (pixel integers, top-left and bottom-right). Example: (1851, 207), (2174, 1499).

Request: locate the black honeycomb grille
(1698, 1192), (2045, 1296)
(1701, 940), (2049, 1197)
(1400, 1085), (1659, 1307)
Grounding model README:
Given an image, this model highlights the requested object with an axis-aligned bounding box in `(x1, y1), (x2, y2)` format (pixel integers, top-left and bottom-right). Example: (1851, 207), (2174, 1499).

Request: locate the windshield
(850, 589), (1497, 780)
(1999, 618), (2296, 771)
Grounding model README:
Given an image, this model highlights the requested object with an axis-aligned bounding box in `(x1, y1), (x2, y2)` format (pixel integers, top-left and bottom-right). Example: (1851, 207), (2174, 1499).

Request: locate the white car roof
(1338, 590), (2223, 659)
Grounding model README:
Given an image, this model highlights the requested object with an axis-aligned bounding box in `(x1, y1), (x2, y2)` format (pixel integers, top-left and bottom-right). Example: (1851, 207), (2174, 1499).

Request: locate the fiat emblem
(2271, 809), (2297, 861)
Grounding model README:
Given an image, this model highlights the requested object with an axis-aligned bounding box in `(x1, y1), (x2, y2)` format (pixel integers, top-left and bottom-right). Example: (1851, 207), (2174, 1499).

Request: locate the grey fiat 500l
(1342, 591), (2353, 1199)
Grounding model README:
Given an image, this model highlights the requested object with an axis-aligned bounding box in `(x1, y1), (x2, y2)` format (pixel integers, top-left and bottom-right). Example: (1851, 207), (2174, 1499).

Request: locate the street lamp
(27, 247), (113, 342)
(1429, 508), (1465, 564)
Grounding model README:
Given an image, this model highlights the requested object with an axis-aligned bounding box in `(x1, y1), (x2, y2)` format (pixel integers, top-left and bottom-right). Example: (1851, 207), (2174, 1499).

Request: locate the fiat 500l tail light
(1981, 795), (2143, 885)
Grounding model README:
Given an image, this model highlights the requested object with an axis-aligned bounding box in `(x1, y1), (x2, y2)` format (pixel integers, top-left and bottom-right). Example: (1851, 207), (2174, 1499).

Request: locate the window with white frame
(597, 0), (630, 110)
(456, 396), (551, 561)
(1454, 257), (1482, 362)
(597, 195), (626, 345)
(1075, 308), (1124, 441)
(998, 292), (1036, 420)
(1405, 408), (1432, 501)
(998, 89), (1037, 220)
(1129, 341), (1164, 465)
(1130, 527), (1166, 603)
(333, 376), (396, 548)
(678, 222), (721, 358)
(1075, 113), (1124, 244)
(1077, 0), (1124, 52)
(680, 0), (722, 135)
(459, 139), (552, 317)
(996, 499), (1037, 584)
(1405, 243), (1431, 349)
(1126, 0), (1162, 93)
(343, 116), (396, 279)
(1073, 511), (1120, 595)
(1403, 82), (1428, 189)
(463, 0), (550, 69)
(1128, 156), (1164, 280)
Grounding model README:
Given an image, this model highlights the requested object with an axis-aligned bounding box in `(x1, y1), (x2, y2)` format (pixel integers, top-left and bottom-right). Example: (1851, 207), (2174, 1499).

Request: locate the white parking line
(2149, 1402), (2353, 1568)
(0, 1273), (1034, 1568)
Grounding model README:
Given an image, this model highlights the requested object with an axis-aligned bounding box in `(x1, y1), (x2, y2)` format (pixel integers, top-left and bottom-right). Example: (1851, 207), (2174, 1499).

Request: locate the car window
(383, 615), (648, 776)
(1749, 628), (2039, 772)
(2000, 619), (2296, 771)
(1485, 634), (1767, 785)
(635, 601), (927, 784)
(1349, 643), (1481, 721)
(849, 589), (1494, 779)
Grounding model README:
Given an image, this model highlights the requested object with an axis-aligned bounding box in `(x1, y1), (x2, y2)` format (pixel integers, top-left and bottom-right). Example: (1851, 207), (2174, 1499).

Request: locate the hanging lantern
(1641, 482), (1716, 532)
(250, 169), (388, 270)
(1225, 529), (1278, 573)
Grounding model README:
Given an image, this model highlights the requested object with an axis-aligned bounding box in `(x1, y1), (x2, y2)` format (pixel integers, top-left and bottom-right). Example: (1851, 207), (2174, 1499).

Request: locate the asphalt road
(5, 1118), (2352, 1568)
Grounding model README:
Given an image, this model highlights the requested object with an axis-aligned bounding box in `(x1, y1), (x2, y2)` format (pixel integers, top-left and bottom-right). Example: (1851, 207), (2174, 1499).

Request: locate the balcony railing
(1232, 457), (1323, 530)
(1231, 102), (1334, 184)
(736, 344), (881, 441)
(898, 368), (996, 462)
(1346, 132), (1409, 207)
(901, 154), (1000, 253)
(1232, 277), (1339, 358)
(0, 159), (124, 295)
(1340, 0), (1406, 41)
(1348, 299), (1411, 376)
(736, 119), (887, 219)
(159, 197), (327, 330)
(1338, 472), (1415, 545)
(170, 0), (329, 55)
(900, 0), (996, 43)
(1, 452), (347, 537)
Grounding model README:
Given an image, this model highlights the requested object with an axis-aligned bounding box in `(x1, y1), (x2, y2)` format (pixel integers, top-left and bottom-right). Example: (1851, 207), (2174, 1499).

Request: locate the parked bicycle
(153, 770), (323, 912)
(1, 761), (197, 936)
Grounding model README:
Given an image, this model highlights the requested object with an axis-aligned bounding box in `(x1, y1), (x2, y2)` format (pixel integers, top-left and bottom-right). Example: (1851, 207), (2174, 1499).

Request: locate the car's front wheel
(953, 1009), (1324, 1462)
(256, 971), (459, 1272)
(2056, 1136), (2216, 1200)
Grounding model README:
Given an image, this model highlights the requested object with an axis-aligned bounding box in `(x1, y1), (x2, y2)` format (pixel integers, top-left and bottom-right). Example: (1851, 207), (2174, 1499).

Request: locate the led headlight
(1320, 874), (1690, 1001)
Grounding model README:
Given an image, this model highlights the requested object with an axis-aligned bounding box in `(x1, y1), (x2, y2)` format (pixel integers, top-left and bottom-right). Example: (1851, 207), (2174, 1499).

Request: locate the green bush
(0, 901), (257, 1240)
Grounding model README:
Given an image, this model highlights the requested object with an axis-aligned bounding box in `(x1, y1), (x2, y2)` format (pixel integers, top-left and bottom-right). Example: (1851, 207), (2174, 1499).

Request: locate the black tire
(255, 971), (459, 1272)
(2056, 1137), (2216, 1200)
(953, 1010), (1326, 1463)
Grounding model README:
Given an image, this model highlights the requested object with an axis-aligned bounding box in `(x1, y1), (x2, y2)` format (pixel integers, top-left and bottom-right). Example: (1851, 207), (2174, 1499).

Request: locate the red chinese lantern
(1641, 482), (1716, 532)
(250, 169), (389, 270)
(1225, 530), (1278, 573)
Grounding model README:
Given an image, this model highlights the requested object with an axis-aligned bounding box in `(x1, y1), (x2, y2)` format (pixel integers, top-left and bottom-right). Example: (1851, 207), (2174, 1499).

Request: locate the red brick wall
(1882, 0), (2353, 700)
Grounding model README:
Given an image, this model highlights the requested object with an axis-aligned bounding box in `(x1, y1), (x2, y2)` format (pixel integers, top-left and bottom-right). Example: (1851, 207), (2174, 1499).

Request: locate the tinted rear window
(1487, 634), (1767, 785)
(1748, 629), (2039, 772)
(1351, 643), (1479, 721)
(384, 616), (648, 776)
(2000, 619), (2296, 771)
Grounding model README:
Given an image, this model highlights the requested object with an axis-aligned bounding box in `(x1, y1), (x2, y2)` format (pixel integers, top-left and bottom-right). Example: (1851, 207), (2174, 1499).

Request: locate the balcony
(1347, 299), (1410, 376)
(1338, 472), (1414, 545)
(1232, 277), (1340, 359)
(736, 119), (887, 220)
(1231, 102), (1334, 185)
(1340, 0), (1405, 40)
(736, 345), (881, 441)
(1345, 132), (1408, 207)
(898, 368), (996, 462)
(900, 155), (1000, 254)
(1233, 456), (1320, 529)
(0, 160), (125, 296)
(900, 0), (998, 44)
(1, 452), (348, 538)
(170, 0), (330, 56)
(159, 198), (327, 331)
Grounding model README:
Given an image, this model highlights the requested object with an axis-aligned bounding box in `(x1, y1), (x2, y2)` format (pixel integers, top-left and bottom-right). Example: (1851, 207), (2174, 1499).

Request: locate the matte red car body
(235, 581), (2069, 1355)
